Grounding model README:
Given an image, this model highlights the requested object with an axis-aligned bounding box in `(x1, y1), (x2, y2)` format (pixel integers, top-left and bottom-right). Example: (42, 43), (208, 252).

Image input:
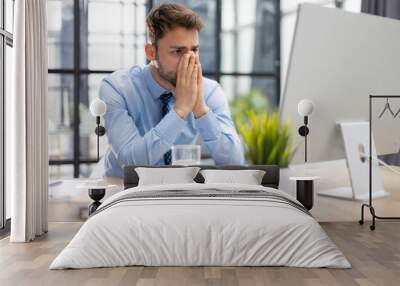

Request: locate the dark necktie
(160, 92), (173, 165)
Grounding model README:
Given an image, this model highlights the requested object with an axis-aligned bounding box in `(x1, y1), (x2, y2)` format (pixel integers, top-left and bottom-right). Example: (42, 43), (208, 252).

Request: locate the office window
(222, 0), (277, 74)
(49, 165), (74, 180)
(48, 74), (74, 161)
(48, 0), (280, 179)
(85, 0), (147, 70)
(48, 0), (74, 69)
(220, 76), (276, 102)
(1, 0), (14, 230)
(48, 0), (148, 178)
(156, 0), (281, 103)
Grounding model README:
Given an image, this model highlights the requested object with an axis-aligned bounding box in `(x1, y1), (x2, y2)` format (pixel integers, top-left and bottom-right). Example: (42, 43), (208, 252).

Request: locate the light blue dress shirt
(99, 64), (245, 177)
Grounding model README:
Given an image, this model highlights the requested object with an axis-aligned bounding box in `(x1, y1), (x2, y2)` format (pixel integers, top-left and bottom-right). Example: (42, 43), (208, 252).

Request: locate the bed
(50, 165), (350, 269)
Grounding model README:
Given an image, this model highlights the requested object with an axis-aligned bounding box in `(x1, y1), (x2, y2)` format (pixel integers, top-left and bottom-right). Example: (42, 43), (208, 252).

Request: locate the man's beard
(155, 53), (177, 87)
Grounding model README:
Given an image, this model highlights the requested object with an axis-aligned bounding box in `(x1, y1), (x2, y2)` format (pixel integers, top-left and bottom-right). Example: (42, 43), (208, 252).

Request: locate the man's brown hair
(146, 3), (204, 45)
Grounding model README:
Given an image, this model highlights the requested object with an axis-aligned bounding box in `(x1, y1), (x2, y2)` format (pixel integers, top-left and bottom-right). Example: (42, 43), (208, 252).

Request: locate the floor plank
(1, 221), (400, 286)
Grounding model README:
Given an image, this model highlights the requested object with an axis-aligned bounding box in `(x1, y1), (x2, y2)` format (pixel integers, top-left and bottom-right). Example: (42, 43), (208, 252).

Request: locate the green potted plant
(230, 89), (270, 126)
(230, 89), (297, 167)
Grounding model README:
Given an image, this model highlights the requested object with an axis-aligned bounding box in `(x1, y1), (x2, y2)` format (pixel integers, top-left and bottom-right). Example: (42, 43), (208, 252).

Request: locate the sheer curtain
(7, 0), (48, 242)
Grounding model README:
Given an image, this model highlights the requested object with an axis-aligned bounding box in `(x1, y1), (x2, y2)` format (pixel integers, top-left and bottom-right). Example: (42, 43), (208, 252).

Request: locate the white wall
(280, 0), (362, 100)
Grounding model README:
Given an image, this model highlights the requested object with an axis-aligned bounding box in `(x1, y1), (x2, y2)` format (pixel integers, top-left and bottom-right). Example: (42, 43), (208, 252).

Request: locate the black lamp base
(88, 188), (105, 216)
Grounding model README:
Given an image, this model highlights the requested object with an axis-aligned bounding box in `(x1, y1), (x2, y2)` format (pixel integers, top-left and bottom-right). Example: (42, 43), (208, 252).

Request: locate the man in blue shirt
(99, 3), (244, 177)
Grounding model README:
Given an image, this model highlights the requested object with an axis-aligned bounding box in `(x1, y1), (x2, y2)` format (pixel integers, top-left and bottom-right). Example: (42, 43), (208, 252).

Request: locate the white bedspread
(50, 183), (351, 269)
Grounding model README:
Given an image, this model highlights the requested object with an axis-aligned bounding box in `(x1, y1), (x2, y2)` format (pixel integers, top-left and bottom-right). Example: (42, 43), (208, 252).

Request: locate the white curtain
(7, 0), (49, 242)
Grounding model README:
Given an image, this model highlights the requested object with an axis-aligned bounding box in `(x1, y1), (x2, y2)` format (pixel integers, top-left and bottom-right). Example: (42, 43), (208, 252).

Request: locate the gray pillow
(200, 169), (266, 185)
(135, 167), (201, 186)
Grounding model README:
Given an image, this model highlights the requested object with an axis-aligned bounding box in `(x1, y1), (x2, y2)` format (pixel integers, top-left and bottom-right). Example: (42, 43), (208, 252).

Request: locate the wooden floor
(1, 221), (400, 286)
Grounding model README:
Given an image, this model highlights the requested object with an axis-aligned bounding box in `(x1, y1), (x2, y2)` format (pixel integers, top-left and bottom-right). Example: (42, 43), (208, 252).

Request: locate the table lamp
(89, 98), (107, 161)
(297, 99), (314, 163)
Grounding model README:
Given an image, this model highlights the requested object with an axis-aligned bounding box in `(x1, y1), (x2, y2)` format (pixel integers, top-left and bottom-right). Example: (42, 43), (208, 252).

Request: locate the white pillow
(135, 167), (200, 186)
(200, 169), (266, 185)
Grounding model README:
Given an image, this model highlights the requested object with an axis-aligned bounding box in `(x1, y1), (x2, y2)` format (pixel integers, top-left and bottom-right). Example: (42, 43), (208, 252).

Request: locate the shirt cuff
(195, 110), (222, 141)
(154, 109), (187, 145)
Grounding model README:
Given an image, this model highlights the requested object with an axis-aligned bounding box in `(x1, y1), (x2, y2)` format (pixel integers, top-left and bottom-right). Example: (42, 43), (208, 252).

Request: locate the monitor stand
(318, 121), (390, 201)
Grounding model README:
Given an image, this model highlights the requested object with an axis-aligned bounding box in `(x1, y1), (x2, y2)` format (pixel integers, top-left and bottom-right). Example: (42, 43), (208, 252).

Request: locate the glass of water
(171, 145), (201, 166)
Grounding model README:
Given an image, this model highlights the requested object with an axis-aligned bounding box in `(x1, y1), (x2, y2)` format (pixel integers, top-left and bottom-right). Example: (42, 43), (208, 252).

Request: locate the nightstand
(87, 188), (106, 215)
(77, 180), (119, 216)
(49, 177), (123, 221)
(289, 176), (319, 210)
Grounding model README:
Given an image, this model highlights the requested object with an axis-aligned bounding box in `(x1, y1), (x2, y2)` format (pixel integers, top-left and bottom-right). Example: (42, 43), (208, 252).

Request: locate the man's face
(153, 27), (199, 87)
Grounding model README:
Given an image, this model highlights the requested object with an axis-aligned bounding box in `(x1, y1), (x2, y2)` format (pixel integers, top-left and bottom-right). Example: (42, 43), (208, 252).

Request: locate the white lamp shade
(297, 99), (314, 116)
(90, 98), (107, 117)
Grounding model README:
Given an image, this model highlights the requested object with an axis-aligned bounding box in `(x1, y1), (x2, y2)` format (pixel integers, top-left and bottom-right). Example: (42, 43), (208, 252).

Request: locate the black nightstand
(88, 188), (106, 215)
(289, 176), (319, 210)
(77, 180), (120, 216)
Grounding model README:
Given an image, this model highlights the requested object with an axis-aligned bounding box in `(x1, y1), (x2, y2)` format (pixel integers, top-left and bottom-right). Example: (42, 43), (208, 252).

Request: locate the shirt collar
(144, 64), (173, 100)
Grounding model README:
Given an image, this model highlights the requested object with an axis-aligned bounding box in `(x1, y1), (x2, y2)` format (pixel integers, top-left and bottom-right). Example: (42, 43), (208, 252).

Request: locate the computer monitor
(281, 3), (400, 165)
